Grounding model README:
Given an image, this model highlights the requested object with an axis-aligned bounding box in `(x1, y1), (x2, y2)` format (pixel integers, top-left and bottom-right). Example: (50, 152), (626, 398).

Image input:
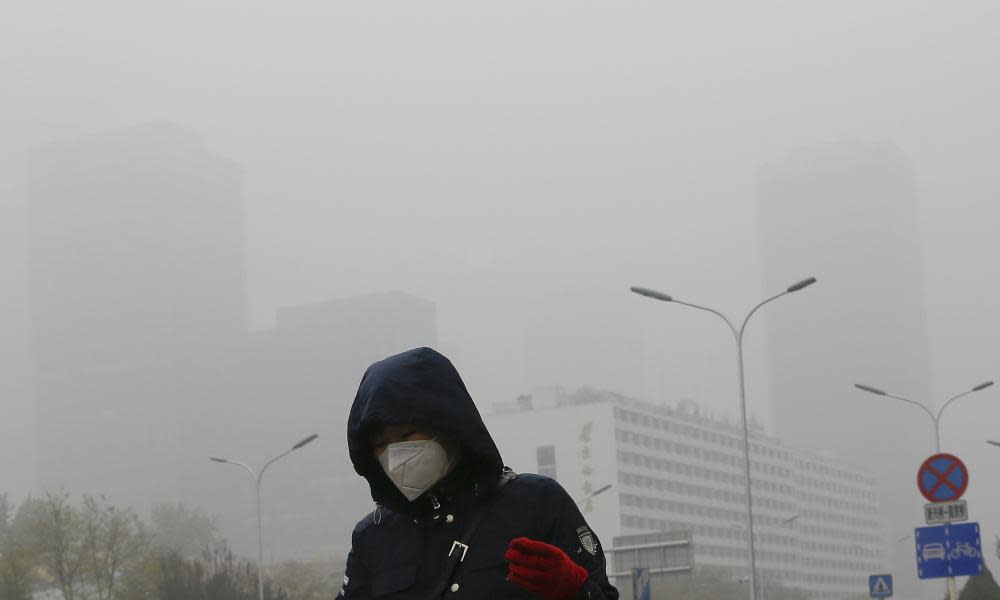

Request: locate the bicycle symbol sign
(950, 542), (979, 560)
(917, 453), (968, 503)
(915, 523), (984, 579)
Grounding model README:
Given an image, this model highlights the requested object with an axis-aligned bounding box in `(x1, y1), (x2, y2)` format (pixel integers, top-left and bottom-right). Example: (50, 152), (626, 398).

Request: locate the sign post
(915, 454), (974, 600)
(632, 568), (651, 600)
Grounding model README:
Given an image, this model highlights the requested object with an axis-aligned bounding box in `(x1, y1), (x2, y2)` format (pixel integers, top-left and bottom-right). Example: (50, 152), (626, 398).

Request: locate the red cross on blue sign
(918, 453), (969, 503)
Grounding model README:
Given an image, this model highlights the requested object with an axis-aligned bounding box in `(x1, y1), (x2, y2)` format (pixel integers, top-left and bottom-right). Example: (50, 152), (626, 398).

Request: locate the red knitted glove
(505, 537), (588, 600)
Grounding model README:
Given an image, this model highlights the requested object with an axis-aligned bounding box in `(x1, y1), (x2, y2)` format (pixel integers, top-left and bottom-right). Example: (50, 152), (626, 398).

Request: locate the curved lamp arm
(259, 434), (319, 484)
(855, 382), (993, 452)
(210, 457), (256, 479)
(938, 382), (994, 422)
(739, 292), (786, 339)
(853, 385), (937, 426)
(670, 299), (739, 338)
(740, 278), (816, 338)
(630, 277), (815, 342)
(884, 393), (937, 427)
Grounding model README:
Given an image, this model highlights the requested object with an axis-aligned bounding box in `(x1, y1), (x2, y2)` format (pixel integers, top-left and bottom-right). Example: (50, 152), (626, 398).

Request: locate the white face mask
(377, 437), (458, 502)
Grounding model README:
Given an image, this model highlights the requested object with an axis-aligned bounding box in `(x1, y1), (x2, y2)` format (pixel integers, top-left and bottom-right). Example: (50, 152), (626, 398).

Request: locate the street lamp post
(730, 513), (799, 600)
(631, 277), (816, 600)
(854, 381), (993, 600)
(589, 484), (613, 499)
(210, 433), (319, 600)
(576, 483), (613, 509)
(854, 382), (993, 453)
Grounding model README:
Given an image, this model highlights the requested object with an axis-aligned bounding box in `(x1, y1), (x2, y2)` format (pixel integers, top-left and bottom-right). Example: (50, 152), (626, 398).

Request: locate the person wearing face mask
(337, 347), (618, 600)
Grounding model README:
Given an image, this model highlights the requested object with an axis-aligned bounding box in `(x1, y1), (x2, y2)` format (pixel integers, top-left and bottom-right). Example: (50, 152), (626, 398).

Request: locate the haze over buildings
(28, 123), (248, 506)
(2, 4), (1000, 598)
(756, 143), (935, 598)
(24, 122), (437, 558)
(219, 290), (437, 557)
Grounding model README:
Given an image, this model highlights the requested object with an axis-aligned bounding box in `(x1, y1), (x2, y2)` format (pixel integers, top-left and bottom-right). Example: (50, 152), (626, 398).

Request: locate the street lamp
(987, 440), (1000, 448)
(730, 514), (799, 538)
(780, 514), (800, 526)
(590, 483), (613, 498)
(853, 381), (994, 453)
(630, 276), (816, 600)
(734, 513), (798, 600)
(210, 434), (319, 600)
(854, 382), (993, 600)
(576, 483), (613, 507)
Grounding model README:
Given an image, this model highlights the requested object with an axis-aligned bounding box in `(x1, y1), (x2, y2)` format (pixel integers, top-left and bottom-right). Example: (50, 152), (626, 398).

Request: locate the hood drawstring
(429, 494), (443, 524)
(374, 503), (383, 525)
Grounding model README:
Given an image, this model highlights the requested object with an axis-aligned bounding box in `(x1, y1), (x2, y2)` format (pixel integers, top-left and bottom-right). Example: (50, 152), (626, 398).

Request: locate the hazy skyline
(2, 4), (999, 598)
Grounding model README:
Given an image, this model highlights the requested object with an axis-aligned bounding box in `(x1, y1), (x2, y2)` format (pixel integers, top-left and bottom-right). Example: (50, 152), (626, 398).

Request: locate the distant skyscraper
(756, 142), (934, 599)
(26, 122), (441, 560)
(0, 198), (33, 498)
(28, 122), (246, 506)
(202, 291), (438, 558)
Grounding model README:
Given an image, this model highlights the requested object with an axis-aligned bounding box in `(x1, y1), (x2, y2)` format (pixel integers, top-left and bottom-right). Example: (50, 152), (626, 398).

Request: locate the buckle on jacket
(449, 541), (469, 562)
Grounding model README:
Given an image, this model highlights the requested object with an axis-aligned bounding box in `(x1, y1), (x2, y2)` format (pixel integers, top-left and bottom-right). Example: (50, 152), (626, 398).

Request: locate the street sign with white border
(915, 522), (983, 579)
(924, 499), (968, 525)
(869, 574), (893, 598)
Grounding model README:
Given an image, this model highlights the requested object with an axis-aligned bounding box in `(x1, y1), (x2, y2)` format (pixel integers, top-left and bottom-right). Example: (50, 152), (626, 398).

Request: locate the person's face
(370, 424), (433, 459)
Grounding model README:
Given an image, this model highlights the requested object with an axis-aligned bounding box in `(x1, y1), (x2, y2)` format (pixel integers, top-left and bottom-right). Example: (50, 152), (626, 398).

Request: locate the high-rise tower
(757, 142), (933, 598)
(28, 122), (246, 505)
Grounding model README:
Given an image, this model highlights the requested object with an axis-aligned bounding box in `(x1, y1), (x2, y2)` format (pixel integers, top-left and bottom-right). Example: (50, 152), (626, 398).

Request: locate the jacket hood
(347, 347), (504, 513)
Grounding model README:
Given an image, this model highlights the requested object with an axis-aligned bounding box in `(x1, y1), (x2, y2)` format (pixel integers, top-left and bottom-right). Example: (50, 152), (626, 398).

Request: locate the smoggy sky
(2, 4), (999, 595)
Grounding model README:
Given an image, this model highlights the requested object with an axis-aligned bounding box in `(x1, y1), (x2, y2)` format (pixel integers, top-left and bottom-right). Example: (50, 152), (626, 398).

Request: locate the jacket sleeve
(335, 519), (373, 600)
(544, 481), (619, 600)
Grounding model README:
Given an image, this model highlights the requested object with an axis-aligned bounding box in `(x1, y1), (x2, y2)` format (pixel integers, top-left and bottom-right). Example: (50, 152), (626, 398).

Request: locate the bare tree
(80, 495), (148, 600)
(157, 543), (286, 600)
(0, 494), (37, 600)
(0, 494), (10, 547)
(268, 558), (337, 600)
(149, 502), (218, 559)
(32, 492), (86, 600)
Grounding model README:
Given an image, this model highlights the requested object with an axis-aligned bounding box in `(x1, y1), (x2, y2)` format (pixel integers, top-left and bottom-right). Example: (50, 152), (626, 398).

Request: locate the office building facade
(487, 388), (884, 600)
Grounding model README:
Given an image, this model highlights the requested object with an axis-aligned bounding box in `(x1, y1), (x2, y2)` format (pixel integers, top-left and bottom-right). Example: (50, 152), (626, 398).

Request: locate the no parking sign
(917, 453), (968, 503)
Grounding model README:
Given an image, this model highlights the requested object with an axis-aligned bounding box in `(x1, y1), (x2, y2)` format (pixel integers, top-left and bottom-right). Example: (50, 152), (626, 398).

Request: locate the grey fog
(1, 3), (999, 600)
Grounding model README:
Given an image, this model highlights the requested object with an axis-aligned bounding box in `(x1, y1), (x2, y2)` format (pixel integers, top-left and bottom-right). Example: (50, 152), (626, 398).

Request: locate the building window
(537, 445), (557, 479)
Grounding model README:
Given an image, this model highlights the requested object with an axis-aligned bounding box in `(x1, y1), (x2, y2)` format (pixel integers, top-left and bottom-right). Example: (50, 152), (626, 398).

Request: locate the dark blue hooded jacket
(338, 347), (618, 600)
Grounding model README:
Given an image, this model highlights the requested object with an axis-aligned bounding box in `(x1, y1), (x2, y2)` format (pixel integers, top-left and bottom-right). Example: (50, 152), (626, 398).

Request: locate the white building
(485, 387), (885, 600)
